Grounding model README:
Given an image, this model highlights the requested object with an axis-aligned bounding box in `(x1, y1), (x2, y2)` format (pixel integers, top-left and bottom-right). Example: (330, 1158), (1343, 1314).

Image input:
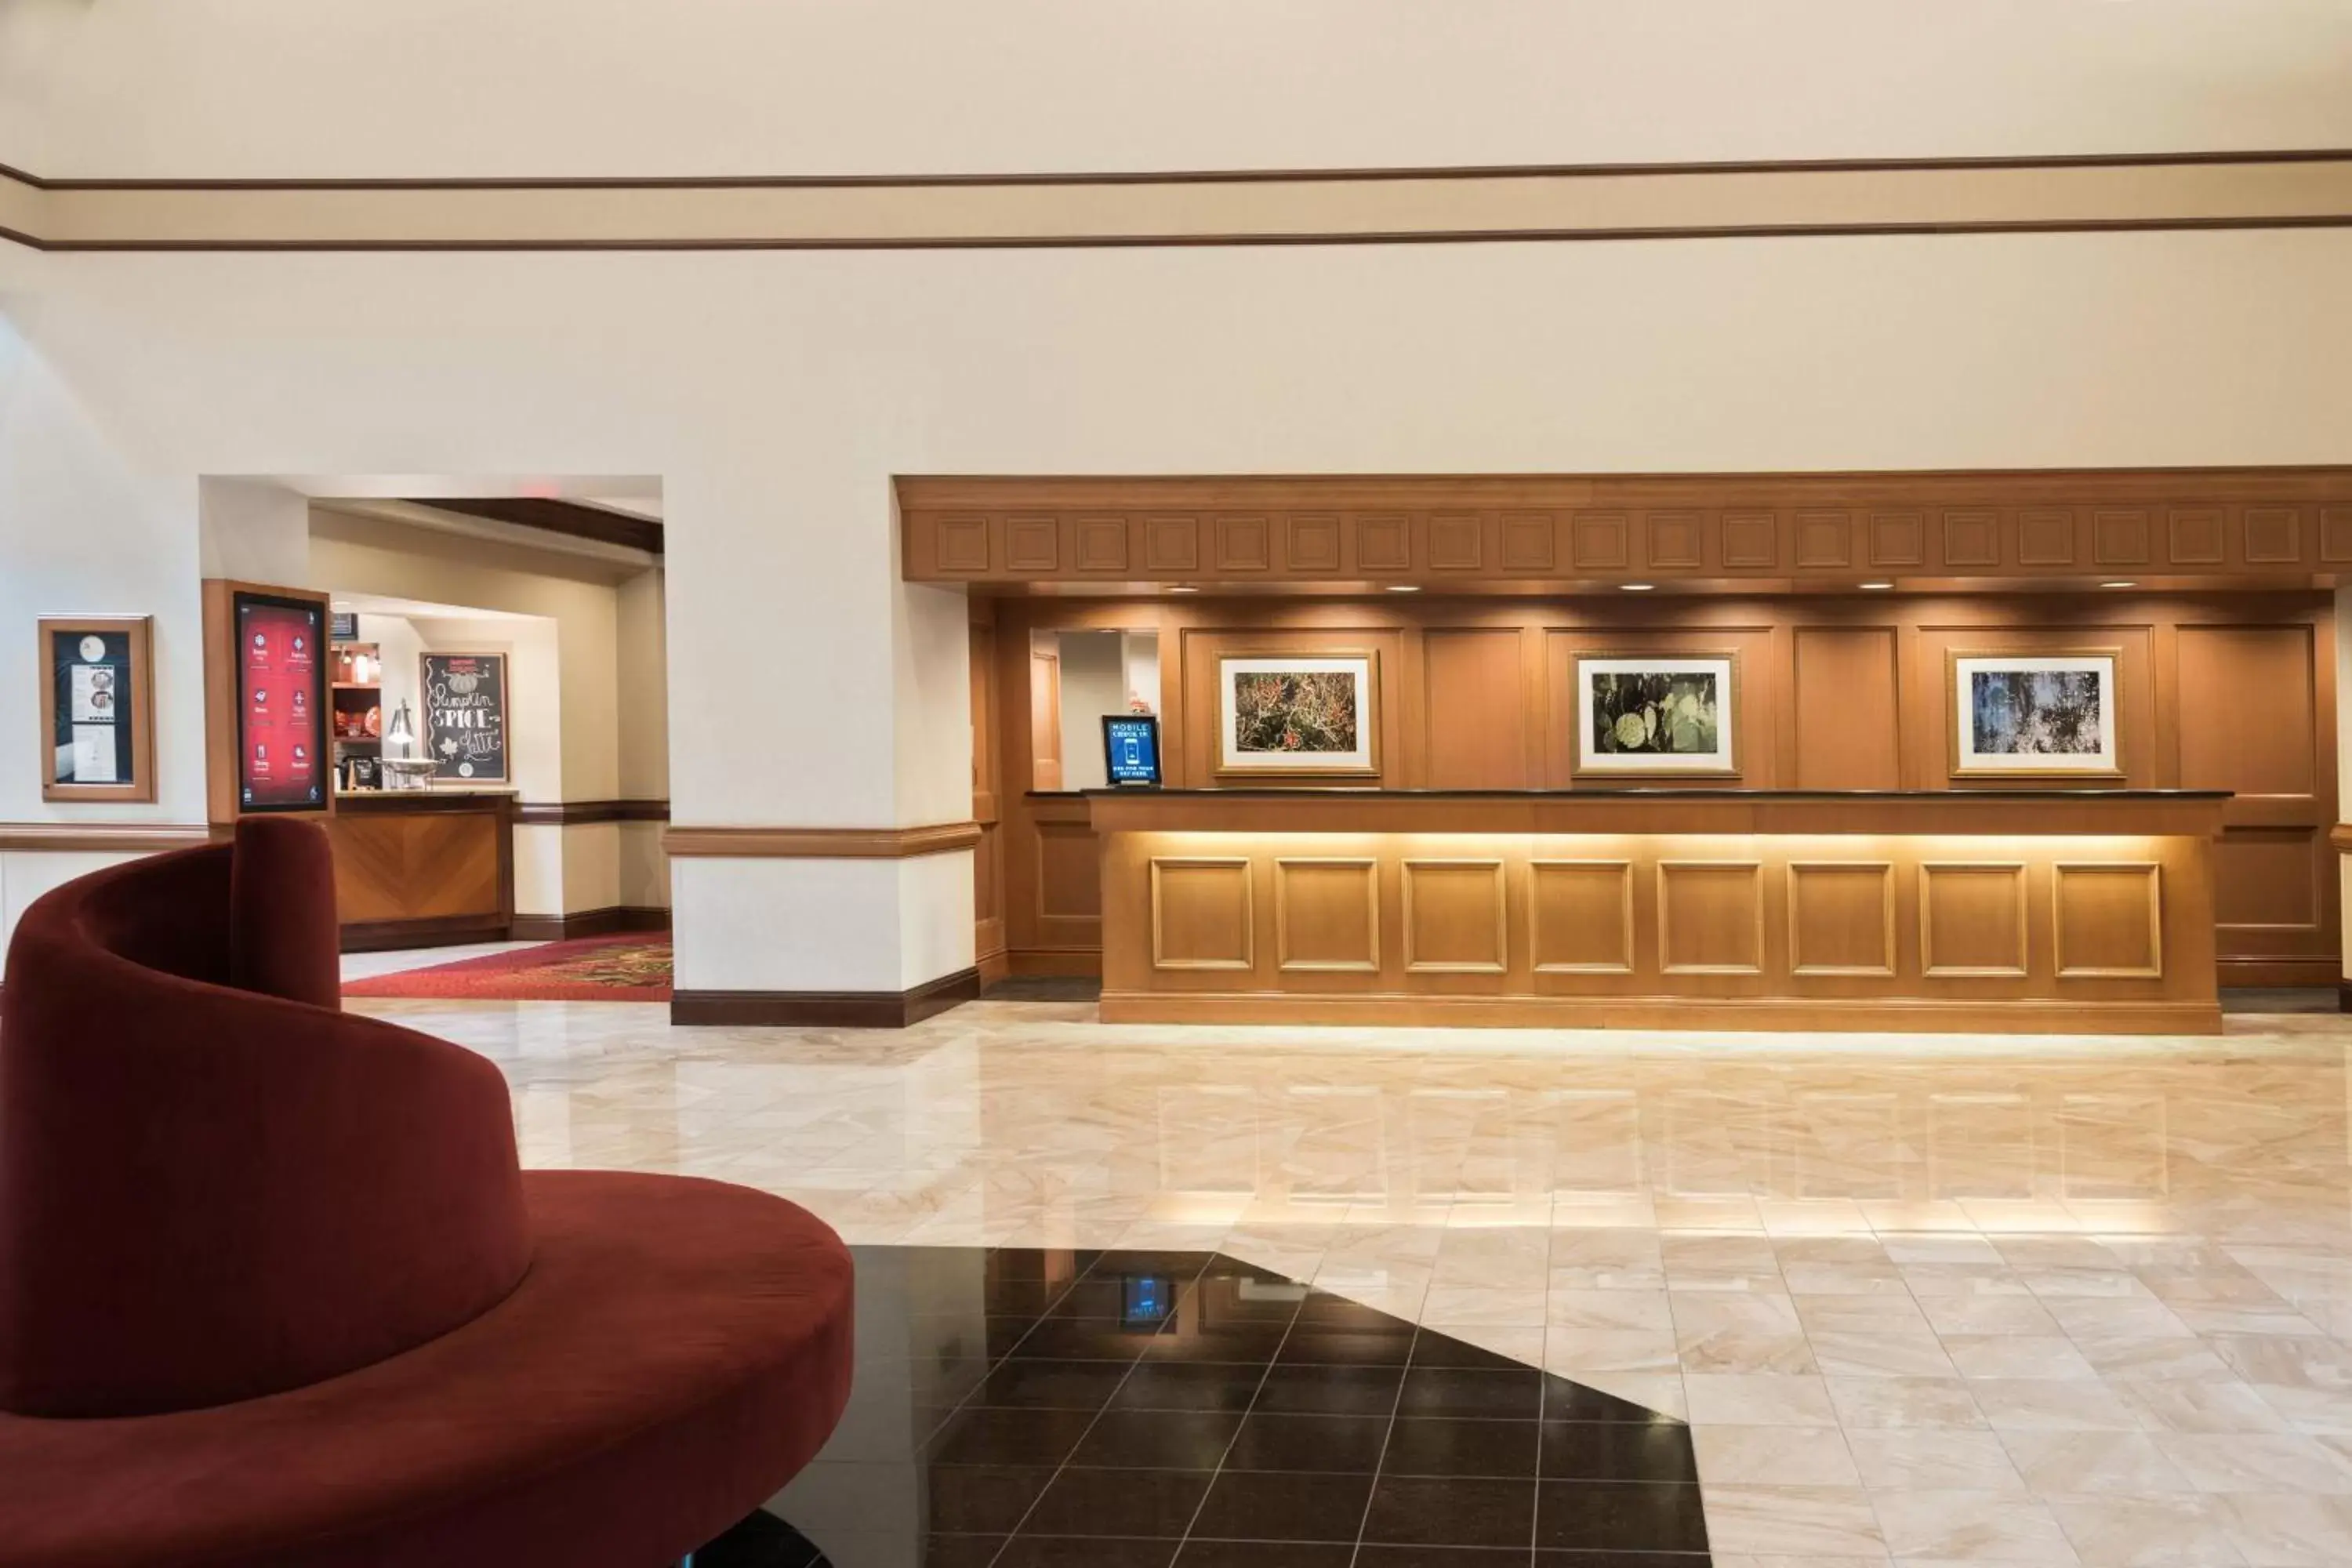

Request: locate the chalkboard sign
(39, 615), (156, 802)
(420, 652), (510, 783)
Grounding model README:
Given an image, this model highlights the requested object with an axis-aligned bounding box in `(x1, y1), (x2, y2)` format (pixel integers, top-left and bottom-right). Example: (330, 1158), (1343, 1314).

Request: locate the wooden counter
(1090, 789), (2229, 1035)
(325, 791), (515, 952)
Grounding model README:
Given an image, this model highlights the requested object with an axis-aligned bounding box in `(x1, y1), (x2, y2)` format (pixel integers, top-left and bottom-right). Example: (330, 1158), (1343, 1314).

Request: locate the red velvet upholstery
(0, 824), (532, 1417)
(0, 1172), (855, 1568)
(228, 815), (345, 1010)
(0, 820), (855, 1565)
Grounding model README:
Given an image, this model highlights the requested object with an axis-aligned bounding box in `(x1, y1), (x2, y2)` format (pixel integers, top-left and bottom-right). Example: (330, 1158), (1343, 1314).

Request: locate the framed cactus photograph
(1573, 652), (1738, 778)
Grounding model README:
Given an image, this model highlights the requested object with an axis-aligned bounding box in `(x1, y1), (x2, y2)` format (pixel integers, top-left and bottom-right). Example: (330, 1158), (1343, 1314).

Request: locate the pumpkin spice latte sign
(420, 652), (510, 783)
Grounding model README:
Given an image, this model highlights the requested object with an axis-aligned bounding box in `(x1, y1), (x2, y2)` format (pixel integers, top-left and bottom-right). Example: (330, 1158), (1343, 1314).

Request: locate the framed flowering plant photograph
(1573, 652), (1739, 778)
(1217, 652), (1378, 775)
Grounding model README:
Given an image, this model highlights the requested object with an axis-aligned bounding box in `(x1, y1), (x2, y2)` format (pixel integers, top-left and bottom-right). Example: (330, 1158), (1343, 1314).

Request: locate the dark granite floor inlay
(690, 1245), (1710, 1566)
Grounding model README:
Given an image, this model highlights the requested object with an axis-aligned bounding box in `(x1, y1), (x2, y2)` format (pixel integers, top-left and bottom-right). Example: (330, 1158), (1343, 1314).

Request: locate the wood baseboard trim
(339, 913), (514, 953)
(662, 822), (983, 858)
(2339, 981), (2352, 1014)
(508, 906), (672, 942)
(512, 800), (671, 826)
(0, 822), (216, 853)
(1099, 989), (2223, 1036)
(2217, 957), (2341, 988)
(672, 966), (981, 1029)
(1007, 948), (1106, 978)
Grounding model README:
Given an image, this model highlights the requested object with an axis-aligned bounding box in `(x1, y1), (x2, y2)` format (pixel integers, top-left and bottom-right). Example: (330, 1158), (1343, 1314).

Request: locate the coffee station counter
(324, 789), (517, 951)
(1086, 788), (2228, 1035)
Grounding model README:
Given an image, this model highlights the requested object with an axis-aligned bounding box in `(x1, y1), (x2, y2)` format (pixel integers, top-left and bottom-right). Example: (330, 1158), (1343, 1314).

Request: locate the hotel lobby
(6, 2), (2352, 1564)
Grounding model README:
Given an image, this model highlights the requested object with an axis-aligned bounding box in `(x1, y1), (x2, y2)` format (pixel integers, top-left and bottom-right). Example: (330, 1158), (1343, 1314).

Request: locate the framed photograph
(1573, 652), (1739, 778)
(1218, 652), (1378, 775)
(421, 652), (511, 784)
(1949, 649), (2122, 778)
(38, 615), (157, 802)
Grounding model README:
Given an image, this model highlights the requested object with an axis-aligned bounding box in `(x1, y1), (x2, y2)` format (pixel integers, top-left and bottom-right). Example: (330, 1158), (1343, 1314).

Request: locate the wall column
(662, 469), (975, 1025)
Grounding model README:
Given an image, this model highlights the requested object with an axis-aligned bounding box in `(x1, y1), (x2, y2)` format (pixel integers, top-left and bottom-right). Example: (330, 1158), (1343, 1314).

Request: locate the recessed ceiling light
(1165, 584), (1198, 593)
(2100, 580), (2136, 589)
(1860, 581), (1894, 590)
(1621, 583), (1656, 592)
(1385, 584), (1421, 593)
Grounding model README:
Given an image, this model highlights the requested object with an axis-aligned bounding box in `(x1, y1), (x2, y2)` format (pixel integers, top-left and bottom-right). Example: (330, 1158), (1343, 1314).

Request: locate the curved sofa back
(0, 821), (532, 1418)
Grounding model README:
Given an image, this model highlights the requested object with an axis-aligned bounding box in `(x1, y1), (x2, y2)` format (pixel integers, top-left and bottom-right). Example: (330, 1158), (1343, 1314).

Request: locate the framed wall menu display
(420, 652), (510, 783)
(38, 615), (156, 802)
(234, 590), (330, 812)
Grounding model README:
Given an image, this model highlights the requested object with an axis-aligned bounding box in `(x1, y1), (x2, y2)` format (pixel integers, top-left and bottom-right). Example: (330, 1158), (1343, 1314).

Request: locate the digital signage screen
(235, 591), (328, 812)
(1102, 715), (1162, 788)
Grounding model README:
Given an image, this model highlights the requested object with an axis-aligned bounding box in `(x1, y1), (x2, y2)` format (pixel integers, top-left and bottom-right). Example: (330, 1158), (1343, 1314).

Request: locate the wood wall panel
(1286, 514), (1342, 573)
(1922, 863), (2029, 977)
(1403, 859), (1508, 973)
(1424, 627), (1533, 789)
(1791, 626), (1903, 789)
(1530, 860), (1635, 974)
(1150, 858), (1254, 970)
(2018, 508), (2078, 567)
(1942, 510), (2001, 568)
(1645, 511), (1705, 570)
(1000, 590), (2337, 985)
(1005, 514), (1060, 572)
(1276, 858), (1380, 973)
(1659, 861), (1765, 975)
(1789, 862), (1896, 975)
(2055, 863), (2164, 978)
(906, 470), (2352, 590)
(1870, 511), (1925, 568)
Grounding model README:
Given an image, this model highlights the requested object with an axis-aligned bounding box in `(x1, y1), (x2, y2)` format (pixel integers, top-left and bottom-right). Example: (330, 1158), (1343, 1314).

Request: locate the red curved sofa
(0, 818), (854, 1566)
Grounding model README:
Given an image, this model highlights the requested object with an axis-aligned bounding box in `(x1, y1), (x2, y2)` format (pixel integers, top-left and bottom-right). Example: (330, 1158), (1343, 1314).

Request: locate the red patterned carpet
(343, 935), (673, 1002)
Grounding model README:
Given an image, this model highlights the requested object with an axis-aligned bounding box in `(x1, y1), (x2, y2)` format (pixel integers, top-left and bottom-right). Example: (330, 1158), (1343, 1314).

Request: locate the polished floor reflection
(352, 992), (2352, 1566)
(706, 1245), (1705, 1565)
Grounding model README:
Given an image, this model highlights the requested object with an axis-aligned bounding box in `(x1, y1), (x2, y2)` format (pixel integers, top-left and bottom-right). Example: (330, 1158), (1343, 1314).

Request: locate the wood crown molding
(898, 466), (2352, 590)
(5, 150), (2351, 251)
(514, 799), (672, 826)
(0, 822), (216, 853)
(661, 822), (984, 858)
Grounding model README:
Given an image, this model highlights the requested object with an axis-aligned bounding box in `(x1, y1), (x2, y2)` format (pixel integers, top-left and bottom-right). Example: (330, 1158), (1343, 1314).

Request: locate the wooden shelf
(331, 682), (381, 692)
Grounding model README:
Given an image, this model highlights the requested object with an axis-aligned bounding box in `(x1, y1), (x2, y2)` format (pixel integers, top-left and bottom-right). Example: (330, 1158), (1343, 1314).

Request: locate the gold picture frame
(1947, 647), (2123, 780)
(1570, 649), (1741, 779)
(1215, 649), (1381, 778)
(38, 614), (158, 803)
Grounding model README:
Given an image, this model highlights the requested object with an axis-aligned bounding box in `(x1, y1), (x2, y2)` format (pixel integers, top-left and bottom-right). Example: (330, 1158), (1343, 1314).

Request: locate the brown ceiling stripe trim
(662, 822), (984, 858)
(13, 214), (2352, 253)
(7, 147), (2352, 191)
(410, 496), (663, 554)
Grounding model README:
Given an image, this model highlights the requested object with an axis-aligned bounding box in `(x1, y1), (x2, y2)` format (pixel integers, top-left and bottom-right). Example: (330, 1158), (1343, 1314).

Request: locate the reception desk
(1091, 789), (2227, 1035)
(324, 790), (516, 951)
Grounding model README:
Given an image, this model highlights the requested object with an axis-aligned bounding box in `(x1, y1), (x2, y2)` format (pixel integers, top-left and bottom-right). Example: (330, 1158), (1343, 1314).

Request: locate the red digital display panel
(235, 593), (328, 811)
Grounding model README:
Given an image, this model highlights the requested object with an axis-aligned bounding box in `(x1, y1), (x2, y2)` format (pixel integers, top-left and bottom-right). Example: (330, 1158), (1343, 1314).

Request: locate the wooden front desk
(325, 790), (516, 951)
(1091, 789), (2228, 1034)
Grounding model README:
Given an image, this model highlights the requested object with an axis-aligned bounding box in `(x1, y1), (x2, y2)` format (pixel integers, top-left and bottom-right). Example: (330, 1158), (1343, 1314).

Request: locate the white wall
(5, 232), (2351, 987)
(1055, 631), (1127, 793)
(5, 2), (2351, 178)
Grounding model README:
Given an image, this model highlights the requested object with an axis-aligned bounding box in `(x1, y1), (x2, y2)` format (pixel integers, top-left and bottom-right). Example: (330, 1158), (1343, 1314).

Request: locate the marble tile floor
(350, 993), (2352, 1566)
(337, 939), (547, 982)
